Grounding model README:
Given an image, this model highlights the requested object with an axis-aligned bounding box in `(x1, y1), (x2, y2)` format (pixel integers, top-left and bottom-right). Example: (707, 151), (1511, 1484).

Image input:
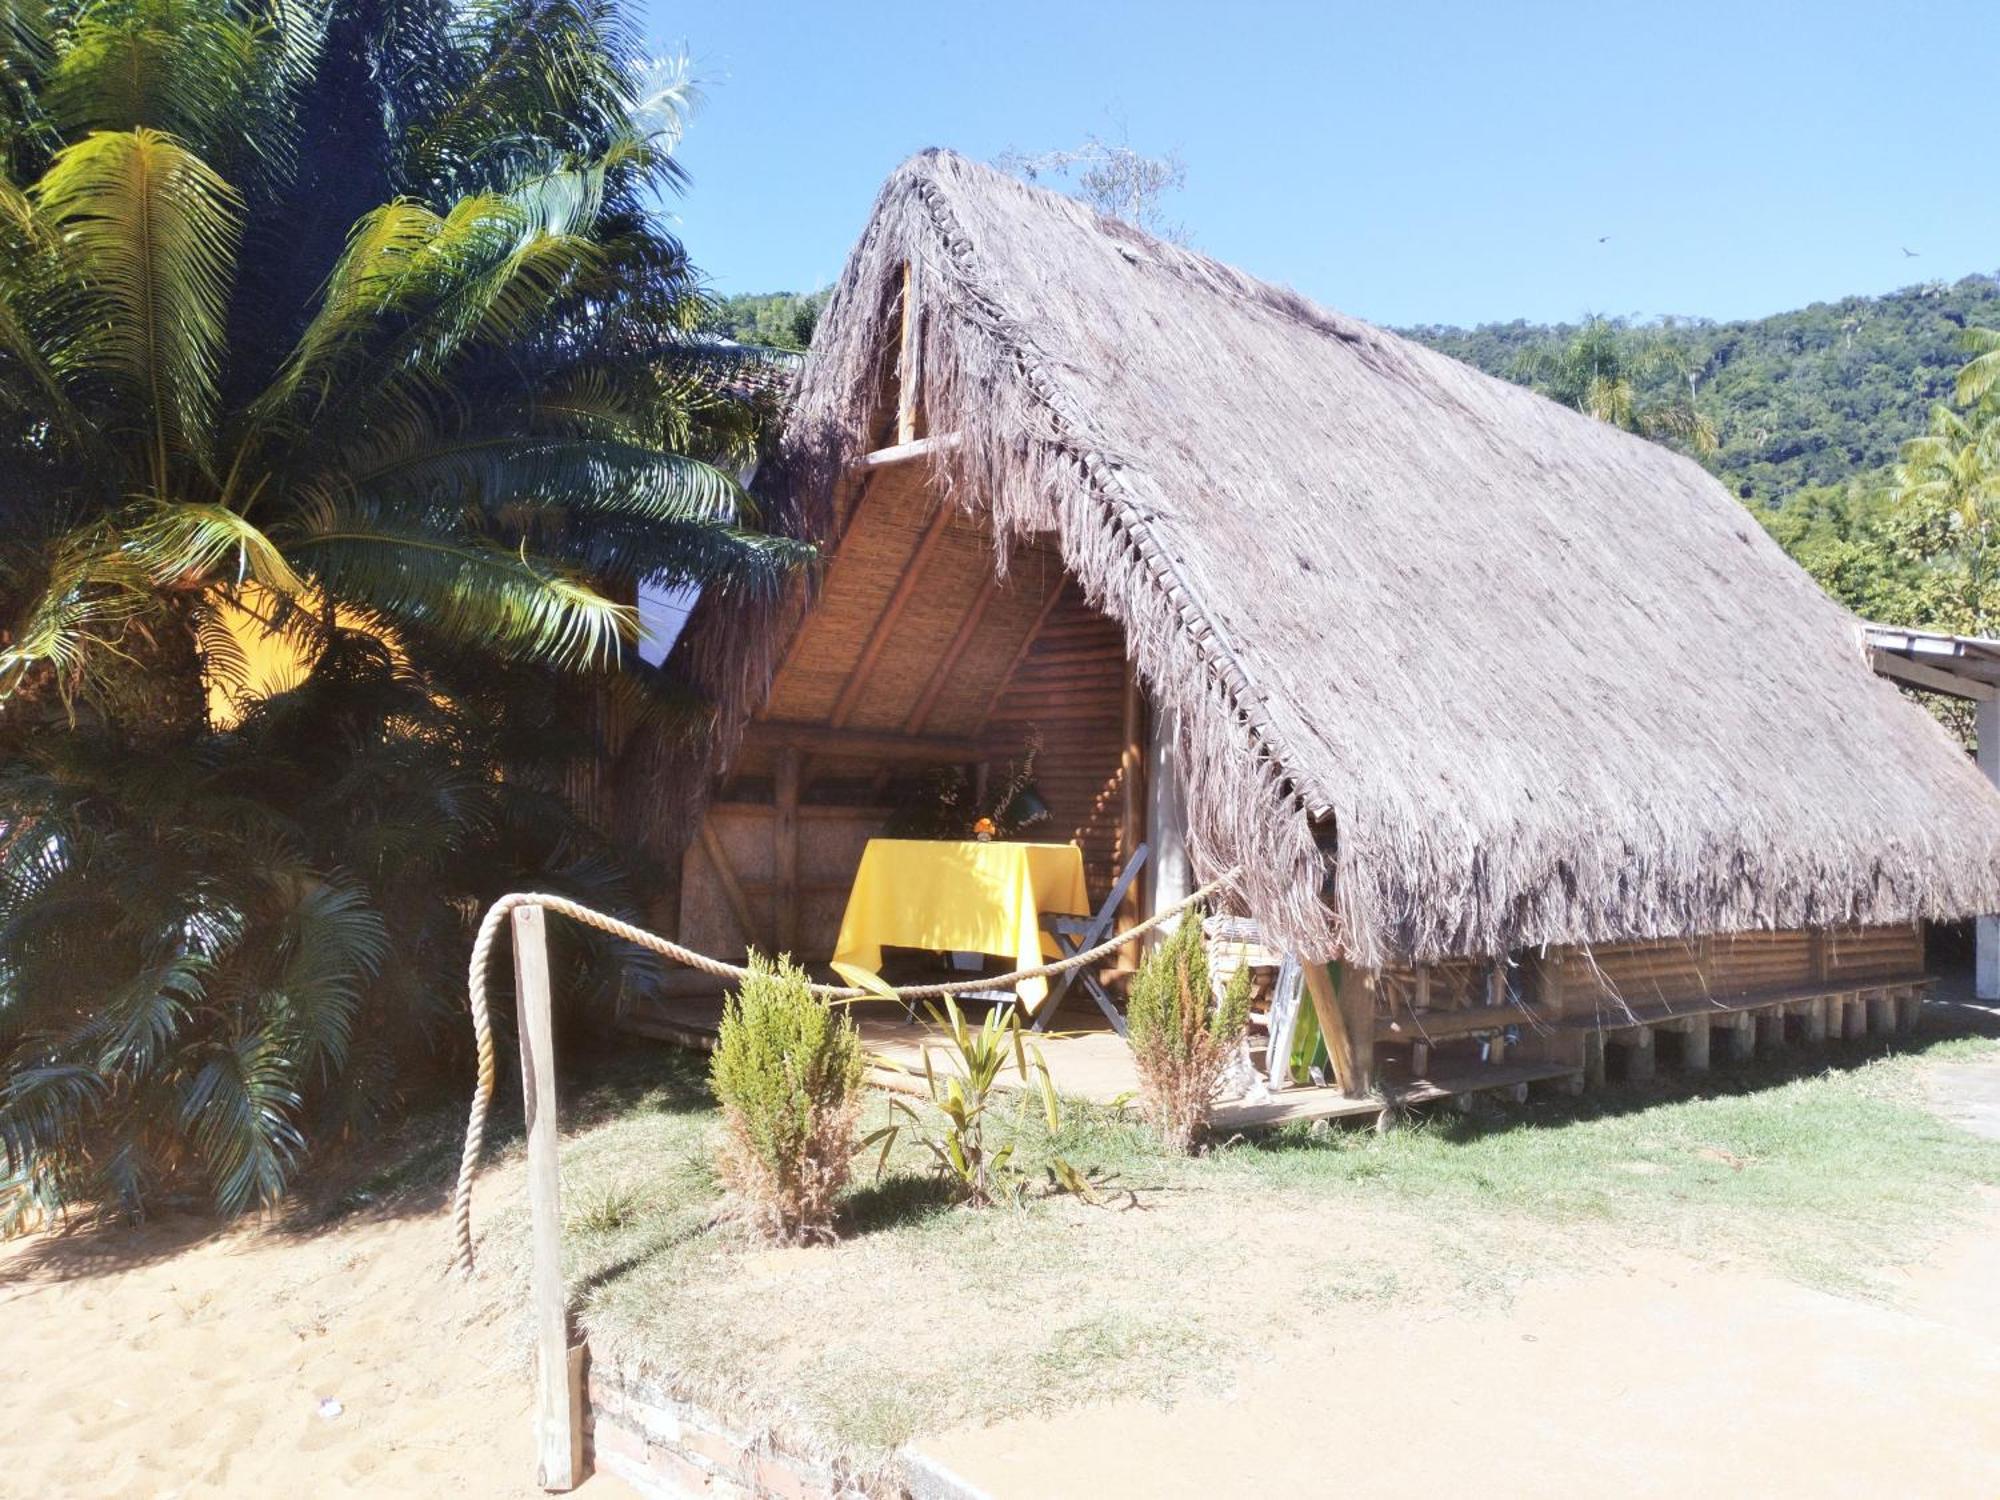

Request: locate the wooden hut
(647, 149), (2000, 1100)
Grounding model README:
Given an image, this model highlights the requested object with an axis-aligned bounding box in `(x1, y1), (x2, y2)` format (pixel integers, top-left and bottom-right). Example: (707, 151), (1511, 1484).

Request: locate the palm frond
(35, 126), (242, 481)
(1957, 327), (2000, 408)
(287, 500), (637, 667)
(43, 0), (320, 185)
(255, 877), (386, 1076)
(178, 1029), (302, 1212)
(125, 499), (305, 593)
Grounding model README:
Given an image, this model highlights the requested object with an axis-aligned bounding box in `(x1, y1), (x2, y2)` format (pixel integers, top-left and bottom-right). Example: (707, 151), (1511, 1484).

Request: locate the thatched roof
(689, 148), (2000, 966)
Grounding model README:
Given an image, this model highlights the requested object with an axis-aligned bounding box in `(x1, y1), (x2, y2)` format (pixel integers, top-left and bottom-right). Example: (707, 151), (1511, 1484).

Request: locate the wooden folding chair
(1032, 844), (1150, 1036)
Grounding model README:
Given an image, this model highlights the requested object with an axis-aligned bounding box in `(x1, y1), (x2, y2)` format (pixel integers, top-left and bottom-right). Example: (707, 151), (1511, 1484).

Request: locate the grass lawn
(451, 1013), (2000, 1466)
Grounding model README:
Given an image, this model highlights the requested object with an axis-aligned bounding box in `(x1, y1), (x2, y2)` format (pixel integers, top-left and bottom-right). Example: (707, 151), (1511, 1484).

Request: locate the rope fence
(450, 869), (1237, 1275)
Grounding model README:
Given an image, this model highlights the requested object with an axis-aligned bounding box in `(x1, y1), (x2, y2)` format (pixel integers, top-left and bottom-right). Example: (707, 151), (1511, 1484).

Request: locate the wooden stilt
(1896, 988), (1923, 1033)
(513, 906), (580, 1492)
(1866, 991), (1895, 1036)
(1680, 1014), (1711, 1072)
(1583, 1030), (1606, 1089)
(1840, 995), (1866, 1040)
(1725, 1014), (1755, 1063)
(1623, 1027), (1656, 1081)
(1756, 1008), (1786, 1053)
(1305, 962), (1375, 1099)
(1801, 997), (1828, 1044)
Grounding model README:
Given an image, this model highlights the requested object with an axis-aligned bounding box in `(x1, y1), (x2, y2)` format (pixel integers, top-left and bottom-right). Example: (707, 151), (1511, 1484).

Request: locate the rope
(450, 868), (1237, 1274)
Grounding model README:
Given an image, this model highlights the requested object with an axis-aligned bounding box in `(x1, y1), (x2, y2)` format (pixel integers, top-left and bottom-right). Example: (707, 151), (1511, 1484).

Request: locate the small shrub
(868, 999), (1061, 1207)
(566, 1182), (642, 1234)
(710, 955), (865, 1244)
(1126, 915), (1253, 1154)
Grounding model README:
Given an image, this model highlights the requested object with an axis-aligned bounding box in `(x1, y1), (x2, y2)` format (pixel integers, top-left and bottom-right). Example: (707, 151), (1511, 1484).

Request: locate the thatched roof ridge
(713, 149), (2000, 964)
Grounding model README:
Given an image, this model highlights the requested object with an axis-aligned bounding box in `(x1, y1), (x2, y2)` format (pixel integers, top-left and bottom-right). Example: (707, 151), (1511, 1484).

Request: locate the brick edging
(585, 1351), (988, 1500)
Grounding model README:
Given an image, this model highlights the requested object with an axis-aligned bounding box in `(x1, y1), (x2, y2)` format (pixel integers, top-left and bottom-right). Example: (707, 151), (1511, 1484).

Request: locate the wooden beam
(697, 819), (760, 952)
(511, 905), (580, 1492)
(848, 432), (961, 474)
(972, 572), (1071, 736)
(905, 570), (999, 735)
(1305, 962), (1375, 1099)
(773, 748), (800, 957)
(1872, 651), (1997, 701)
(827, 505), (955, 728)
(748, 720), (981, 763)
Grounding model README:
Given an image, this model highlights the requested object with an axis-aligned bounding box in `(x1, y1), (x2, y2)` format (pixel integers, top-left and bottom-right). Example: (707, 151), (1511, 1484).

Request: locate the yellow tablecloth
(830, 839), (1091, 1011)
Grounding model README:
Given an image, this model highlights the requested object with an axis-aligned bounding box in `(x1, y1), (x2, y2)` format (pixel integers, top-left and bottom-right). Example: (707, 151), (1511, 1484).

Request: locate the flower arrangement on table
(884, 734), (1050, 842)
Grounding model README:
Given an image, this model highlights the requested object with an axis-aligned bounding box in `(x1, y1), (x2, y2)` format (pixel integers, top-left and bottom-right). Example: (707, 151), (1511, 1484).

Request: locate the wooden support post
(1622, 1027), (1655, 1082)
(1980, 695), (2000, 1001)
(773, 748), (800, 958)
(1680, 1014), (1711, 1072)
(1414, 963), (1433, 1013)
(1840, 994), (1865, 1040)
(1411, 1041), (1431, 1077)
(1118, 662), (1146, 967)
(1583, 1030), (1606, 1089)
(1896, 988), (1923, 1033)
(1305, 962), (1375, 1099)
(1725, 1013), (1755, 1063)
(513, 906), (579, 1492)
(1757, 1007), (1787, 1053)
(1866, 990), (1896, 1036)
(1802, 996), (1828, 1044)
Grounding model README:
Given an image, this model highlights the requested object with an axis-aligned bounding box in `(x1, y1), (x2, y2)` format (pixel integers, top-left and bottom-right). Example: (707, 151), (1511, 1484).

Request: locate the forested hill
(1401, 273), (2000, 505)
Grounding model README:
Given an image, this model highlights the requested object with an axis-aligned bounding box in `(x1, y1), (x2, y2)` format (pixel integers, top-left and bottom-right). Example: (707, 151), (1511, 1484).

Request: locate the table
(830, 839), (1090, 1011)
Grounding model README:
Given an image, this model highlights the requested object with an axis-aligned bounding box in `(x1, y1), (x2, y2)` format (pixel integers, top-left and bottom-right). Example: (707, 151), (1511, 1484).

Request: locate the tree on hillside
(1887, 363), (2000, 636)
(1512, 318), (1718, 456)
(0, 0), (806, 1223)
(712, 289), (826, 351)
(1409, 276), (2000, 505)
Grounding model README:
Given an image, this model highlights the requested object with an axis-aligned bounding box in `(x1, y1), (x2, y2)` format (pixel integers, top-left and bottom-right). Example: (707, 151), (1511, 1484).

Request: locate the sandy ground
(0, 1157), (636, 1500)
(9, 1055), (2000, 1499)
(918, 1192), (2000, 1499)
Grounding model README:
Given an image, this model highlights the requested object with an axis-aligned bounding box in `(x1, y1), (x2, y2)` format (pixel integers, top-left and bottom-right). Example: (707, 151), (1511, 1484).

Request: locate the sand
(0, 1157), (636, 1500)
(915, 1192), (2000, 1499)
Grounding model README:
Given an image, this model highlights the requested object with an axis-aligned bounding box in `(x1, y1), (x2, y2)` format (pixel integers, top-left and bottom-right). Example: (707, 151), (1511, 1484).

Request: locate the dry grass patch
(459, 1022), (2000, 1465)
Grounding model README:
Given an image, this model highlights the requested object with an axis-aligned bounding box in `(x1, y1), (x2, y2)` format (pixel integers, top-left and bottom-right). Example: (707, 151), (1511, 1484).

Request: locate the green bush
(1126, 915), (1253, 1154)
(710, 956), (865, 1244)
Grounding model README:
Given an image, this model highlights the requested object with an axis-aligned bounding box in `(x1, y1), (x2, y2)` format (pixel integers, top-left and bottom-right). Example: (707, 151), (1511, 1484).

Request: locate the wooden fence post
(514, 904), (580, 1491)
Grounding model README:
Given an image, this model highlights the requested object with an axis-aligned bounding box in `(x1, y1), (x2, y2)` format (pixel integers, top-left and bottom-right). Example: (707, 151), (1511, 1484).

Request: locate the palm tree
(1890, 401), (2000, 636)
(1955, 325), (2000, 408)
(0, 0), (800, 721)
(0, 0), (806, 1221)
(1515, 318), (1718, 457)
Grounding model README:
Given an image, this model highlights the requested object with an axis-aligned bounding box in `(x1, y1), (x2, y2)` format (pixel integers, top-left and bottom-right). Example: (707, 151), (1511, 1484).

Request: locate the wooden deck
(620, 996), (1580, 1128)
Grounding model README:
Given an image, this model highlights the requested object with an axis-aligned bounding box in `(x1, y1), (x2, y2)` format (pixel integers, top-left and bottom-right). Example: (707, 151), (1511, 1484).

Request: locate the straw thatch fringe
(671, 149), (2000, 966)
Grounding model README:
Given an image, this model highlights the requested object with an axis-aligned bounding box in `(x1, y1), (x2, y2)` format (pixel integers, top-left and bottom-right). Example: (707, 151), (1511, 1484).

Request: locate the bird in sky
(1902, 246), (1921, 257)
(1597, 235), (1611, 243)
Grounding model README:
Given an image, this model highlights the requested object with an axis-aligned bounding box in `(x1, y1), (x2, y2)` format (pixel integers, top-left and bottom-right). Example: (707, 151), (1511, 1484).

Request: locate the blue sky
(642, 0), (1997, 330)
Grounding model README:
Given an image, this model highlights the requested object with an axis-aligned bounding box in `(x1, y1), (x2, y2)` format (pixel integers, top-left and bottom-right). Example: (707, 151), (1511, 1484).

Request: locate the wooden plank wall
(1375, 924), (1925, 1026)
(978, 583), (1135, 896)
